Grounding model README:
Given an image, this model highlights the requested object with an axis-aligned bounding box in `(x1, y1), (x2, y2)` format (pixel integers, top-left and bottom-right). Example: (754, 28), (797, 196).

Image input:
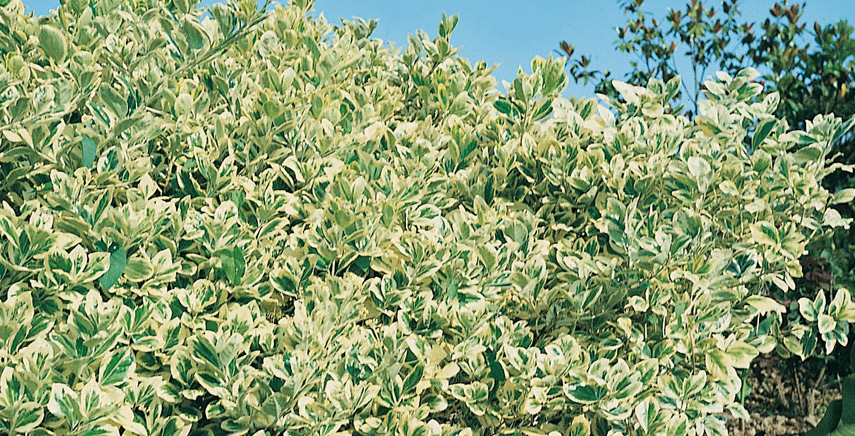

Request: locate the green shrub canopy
(1, 0), (854, 435)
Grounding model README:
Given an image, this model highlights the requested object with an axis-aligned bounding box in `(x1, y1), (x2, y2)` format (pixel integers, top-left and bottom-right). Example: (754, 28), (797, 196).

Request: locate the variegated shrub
(0, 0), (854, 435)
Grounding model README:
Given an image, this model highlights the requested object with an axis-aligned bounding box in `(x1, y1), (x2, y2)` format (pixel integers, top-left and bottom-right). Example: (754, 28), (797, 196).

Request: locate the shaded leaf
(99, 246), (126, 290)
(38, 26), (67, 63)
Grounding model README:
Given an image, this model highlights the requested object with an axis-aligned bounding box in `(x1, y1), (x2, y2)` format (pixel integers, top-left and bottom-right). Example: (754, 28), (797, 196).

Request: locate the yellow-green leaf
(39, 26), (67, 63)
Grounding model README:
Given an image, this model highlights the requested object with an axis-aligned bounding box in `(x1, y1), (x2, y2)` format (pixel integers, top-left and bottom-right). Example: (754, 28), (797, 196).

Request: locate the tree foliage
(560, 0), (855, 126)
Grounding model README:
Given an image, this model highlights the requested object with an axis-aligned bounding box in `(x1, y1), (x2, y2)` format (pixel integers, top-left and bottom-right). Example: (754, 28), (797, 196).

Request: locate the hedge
(1, 0), (854, 435)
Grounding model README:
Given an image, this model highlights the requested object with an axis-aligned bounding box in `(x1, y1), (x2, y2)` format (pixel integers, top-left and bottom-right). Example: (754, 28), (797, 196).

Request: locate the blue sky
(23, 0), (855, 98)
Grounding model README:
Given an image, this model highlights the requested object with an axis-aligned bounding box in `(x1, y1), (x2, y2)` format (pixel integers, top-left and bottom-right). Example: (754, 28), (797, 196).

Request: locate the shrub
(561, 2), (855, 396)
(0, 0), (854, 435)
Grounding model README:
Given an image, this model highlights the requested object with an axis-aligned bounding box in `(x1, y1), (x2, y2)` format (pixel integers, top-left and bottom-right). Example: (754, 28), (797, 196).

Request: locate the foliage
(560, 0), (744, 117)
(805, 348), (855, 436)
(559, 0), (855, 424)
(1, 0), (854, 435)
(559, 0), (855, 126)
(739, 2), (855, 133)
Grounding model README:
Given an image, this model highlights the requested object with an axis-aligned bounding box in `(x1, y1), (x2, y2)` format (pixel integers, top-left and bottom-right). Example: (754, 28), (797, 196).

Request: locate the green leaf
(614, 377), (643, 400)
(11, 402), (44, 433)
(423, 394), (448, 412)
(182, 20), (210, 51)
(124, 257), (153, 282)
(795, 144), (823, 164)
(47, 384), (81, 426)
(824, 208), (851, 228)
(81, 135), (96, 168)
(174, 94), (193, 116)
(833, 189), (855, 205)
(818, 314), (837, 335)
(494, 99), (513, 117)
(114, 114), (143, 135)
(99, 348), (135, 386)
(100, 84), (128, 118)
(806, 400), (841, 436)
(485, 349), (506, 382)
(219, 246), (246, 285)
(744, 296), (786, 314)
(172, 0), (191, 14)
(438, 12), (458, 39)
(634, 400), (658, 434)
(613, 81), (641, 105)
(726, 342), (758, 369)
(664, 76), (681, 101)
(66, 0), (87, 14)
(38, 26), (67, 63)
(401, 363), (424, 394)
(195, 370), (228, 397)
(687, 156), (712, 192)
(531, 98), (553, 121)
(752, 119), (776, 149)
(190, 335), (221, 369)
(99, 246), (126, 290)
(569, 416), (591, 436)
(705, 349), (732, 379)
(523, 396), (542, 415)
(750, 221), (779, 246)
(263, 100), (282, 118)
(563, 383), (605, 404)
(840, 375), (855, 424)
